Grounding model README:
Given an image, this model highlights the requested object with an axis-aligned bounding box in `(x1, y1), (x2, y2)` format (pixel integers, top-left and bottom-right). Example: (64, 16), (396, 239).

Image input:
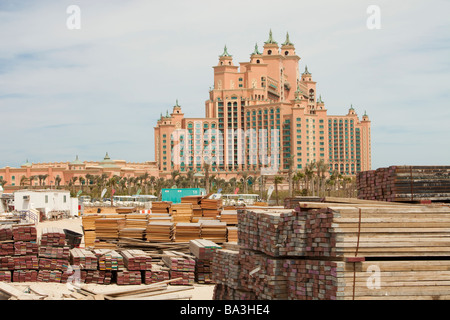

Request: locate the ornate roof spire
(252, 43), (261, 55)
(303, 65), (311, 75)
(264, 29), (277, 45)
(282, 32), (294, 46)
(317, 95), (324, 103)
(220, 45), (232, 57)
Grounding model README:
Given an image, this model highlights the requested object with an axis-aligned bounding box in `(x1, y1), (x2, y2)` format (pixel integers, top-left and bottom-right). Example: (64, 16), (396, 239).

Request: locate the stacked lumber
(284, 196), (323, 209)
(40, 227), (66, 246)
(189, 239), (221, 284)
(146, 222), (174, 242)
(120, 249), (152, 270)
(182, 196), (203, 223)
(151, 202), (172, 214)
(12, 224), (37, 241)
(0, 243), (14, 256)
(147, 213), (172, 223)
(300, 205), (450, 259)
(219, 210), (238, 225)
(39, 246), (70, 260)
(201, 198), (222, 218)
(12, 255), (39, 270)
(211, 249), (241, 290)
(115, 207), (135, 214)
(84, 270), (112, 284)
(95, 217), (126, 240)
(116, 270), (142, 285)
(0, 256), (14, 269)
(12, 270), (38, 282)
(170, 203), (193, 223)
(0, 270), (11, 282)
(38, 258), (69, 271)
(199, 220), (227, 243)
(37, 270), (62, 283)
(13, 241), (38, 256)
(119, 228), (146, 240)
(143, 265), (170, 284)
(93, 239), (117, 250)
(174, 222), (200, 242)
(213, 283), (256, 300)
(125, 214), (148, 228)
(357, 165), (450, 202)
(94, 249), (125, 271)
(0, 225), (13, 241)
(226, 227), (238, 243)
(70, 248), (98, 270)
(82, 214), (105, 247)
(162, 250), (195, 285)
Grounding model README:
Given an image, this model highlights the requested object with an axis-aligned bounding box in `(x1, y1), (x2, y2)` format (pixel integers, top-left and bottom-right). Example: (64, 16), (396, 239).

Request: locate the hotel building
(154, 31), (371, 177)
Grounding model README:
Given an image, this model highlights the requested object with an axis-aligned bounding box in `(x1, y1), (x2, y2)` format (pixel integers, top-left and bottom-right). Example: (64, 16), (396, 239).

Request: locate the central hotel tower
(154, 31), (371, 177)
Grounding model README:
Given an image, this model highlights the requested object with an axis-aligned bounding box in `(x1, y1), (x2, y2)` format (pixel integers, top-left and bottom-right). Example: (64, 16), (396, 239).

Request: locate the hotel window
(45, 195), (48, 203)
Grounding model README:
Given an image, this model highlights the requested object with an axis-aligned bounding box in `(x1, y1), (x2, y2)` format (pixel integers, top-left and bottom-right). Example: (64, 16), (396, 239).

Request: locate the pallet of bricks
(357, 165), (450, 202)
(211, 201), (450, 300)
(189, 239), (222, 284)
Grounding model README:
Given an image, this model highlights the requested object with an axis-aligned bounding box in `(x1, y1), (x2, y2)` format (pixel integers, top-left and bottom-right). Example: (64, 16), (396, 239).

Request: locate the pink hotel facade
(0, 32), (371, 191)
(154, 31), (371, 177)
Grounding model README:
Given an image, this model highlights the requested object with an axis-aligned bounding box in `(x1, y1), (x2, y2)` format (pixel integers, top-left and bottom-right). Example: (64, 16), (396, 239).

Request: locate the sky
(0, 0), (449, 170)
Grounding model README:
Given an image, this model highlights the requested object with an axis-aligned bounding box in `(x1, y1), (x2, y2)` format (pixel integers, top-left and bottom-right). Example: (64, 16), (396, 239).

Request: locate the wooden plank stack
(219, 210), (238, 225)
(40, 227), (66, 247)
(213, 201), (450, 300)
(0, 225), (13, 241)
(94, 249), (125, 271)
(143, 265), (170, 284)
(201, 198), (222, 219)
(357, 165), (450, 202)
(115, 270), (142, 285)
(226, 227), (238, 243)
(199, 220), (227, 243)
(151, 201), (172, 214)
(82, 214), (105, 248)
(120, 249), (152, 271)
(146, 222), (174, 242)
(12, 224), (37, 242)
(181, 196), (203, 222)
(70, 248), (98, 270)
(189, 239), (222, 284)
(0, 243), (14, 256)
(95, 217), (126, 240)
(14, 241), (39, 256)
(147, 213), (172, 223)
(0, 270), (11, 282)
(119, 228), (146, 240)
(12, 270), (38, 282)
(174, 222), (200, 242)
(162, 250), (195, 285)
(170, 203), (193, 223)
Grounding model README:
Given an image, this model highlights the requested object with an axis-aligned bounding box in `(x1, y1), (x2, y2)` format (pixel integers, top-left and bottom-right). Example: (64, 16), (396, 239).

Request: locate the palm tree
(79, 176), (86, 193)
(20, 175), (29, 188)
(240, 171), (249, 194)
(287, 156), (295, 197)
(204, 164), (210, 193)
(316, 159), (329, 197)
(54, 176), (62, 189)
(274, 176), (284, 205)
(304, 162), (316, 196)
(0, 178), (8, 188)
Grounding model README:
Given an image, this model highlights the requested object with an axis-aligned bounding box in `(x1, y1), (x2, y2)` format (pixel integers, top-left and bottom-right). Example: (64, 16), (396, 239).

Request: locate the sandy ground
(2, 216), (215, 300)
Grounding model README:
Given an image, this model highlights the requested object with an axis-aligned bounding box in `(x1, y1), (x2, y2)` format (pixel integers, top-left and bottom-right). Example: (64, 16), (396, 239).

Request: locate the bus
(215, 194), (261, 206)
(112, 195), (158, 206)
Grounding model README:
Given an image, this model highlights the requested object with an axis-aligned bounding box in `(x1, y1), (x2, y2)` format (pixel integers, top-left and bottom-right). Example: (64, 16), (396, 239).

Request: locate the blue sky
(0, 0), (449, 170)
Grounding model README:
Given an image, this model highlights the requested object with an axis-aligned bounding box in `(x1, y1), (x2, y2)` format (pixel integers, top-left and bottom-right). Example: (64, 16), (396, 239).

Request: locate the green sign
(76, 190), (82, 197)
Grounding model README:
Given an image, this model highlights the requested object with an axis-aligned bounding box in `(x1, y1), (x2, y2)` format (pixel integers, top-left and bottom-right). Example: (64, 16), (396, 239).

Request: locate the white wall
(14, 190), (74, 218)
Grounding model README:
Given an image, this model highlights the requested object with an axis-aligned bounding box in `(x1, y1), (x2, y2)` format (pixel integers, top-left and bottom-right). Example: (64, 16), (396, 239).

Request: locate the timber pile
(151, 202), (172, 214)
(170, 203), (193, 223)
(147, 213), (172, 223)
(95, 217), (126, 240)
(37, 270), (62, 283)
(284, 196), (323, 209)
(115, 207), (135, 214)
(82, 214), (106, 247)
(94, 249), (125, 271)
(144, 265), (170, 284)
(0, 225), (13, 241)
(199, 220), (227, 243)
(14, 241), (39, 256)
(174, 223), (200, 242)
(84, 270), (112, 284)
(162, 250), (195, 285)
(213, 201), (450, 300)
(189, 239), (221, 284)
(181, 196), (203, 222)
(119, 228), (146, 240)
(0, 243), (14, 256)
(201, 198), (222, 219)
(124, 214), (148, 229)
(40, 227), (66, 247)
(357, 165), (450, 202)
(12, 224), (37, 242)
(219, 210), (238, 225)
(121, 249), (152, 270)
(12, 270), (38, 282)
(226, 227), (238, 243)
(38, 258), (69, 271)
(70, 248), (98, 270)
(146, 222), (174, 242)
(115, 270), (142, 285)
(0, 270), (11, 282)
(39, 246), (70, 260)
